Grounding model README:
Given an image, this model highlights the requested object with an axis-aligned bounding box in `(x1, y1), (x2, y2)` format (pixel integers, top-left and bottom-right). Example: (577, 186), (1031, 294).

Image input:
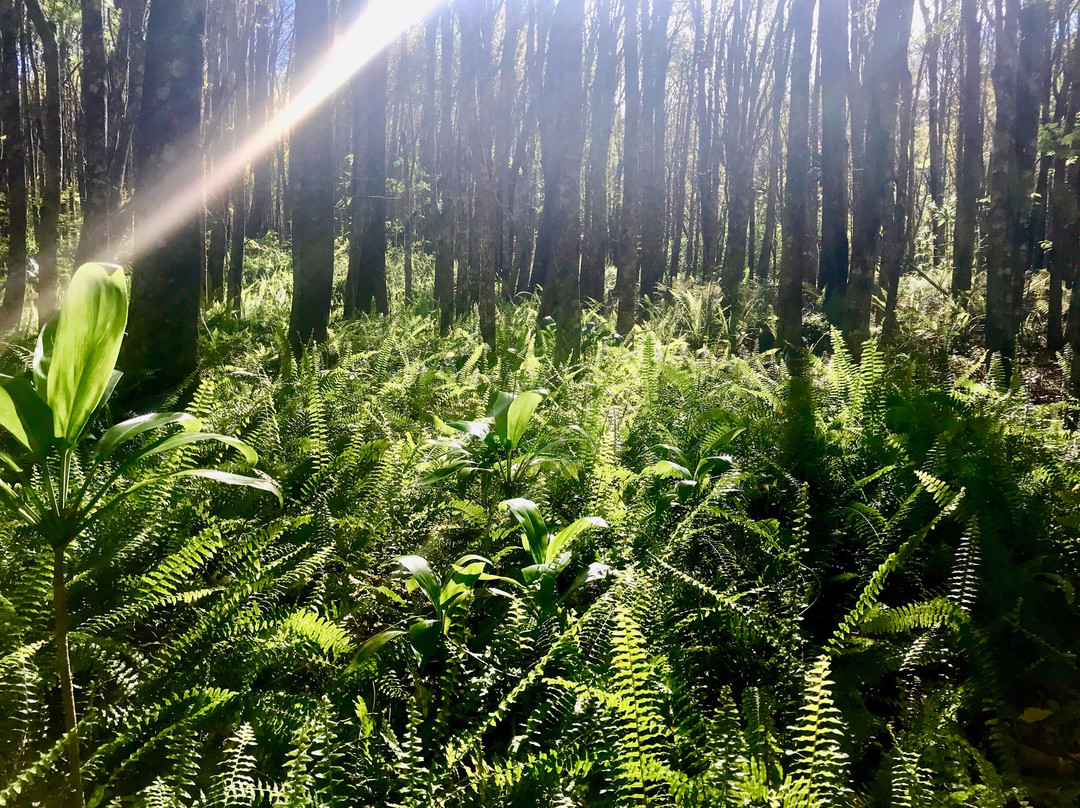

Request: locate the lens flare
(120, 0), (446, 265)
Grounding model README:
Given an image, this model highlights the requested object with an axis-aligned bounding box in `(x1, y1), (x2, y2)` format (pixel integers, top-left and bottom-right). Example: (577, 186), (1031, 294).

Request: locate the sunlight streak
(122, 0), (446, 265)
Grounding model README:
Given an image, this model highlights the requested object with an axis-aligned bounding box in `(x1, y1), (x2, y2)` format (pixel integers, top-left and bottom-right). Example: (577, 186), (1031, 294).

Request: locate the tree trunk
(124, 0), (205, 392)
(1, 0), (28, 331)
(581, 0), (618, 303)
(226, 0), (248, 313)
(248, 0), (274, 238)
(952, 0), (981, 294)
(346, 0), (389, 318)
(288, 0), (335, 348)
(434, 8), (455, 333)
(616, 0), (641, 334)
(818, 0), (849, 320)
(637, 0), (671, 299)
(777, 0), (815, 356)
(25, 0), (60, 321)
(844, 0), (914, 352)
(984, 0), (1024, 373)
(536, 0), (585, 362)
(73, 0), (109, 265)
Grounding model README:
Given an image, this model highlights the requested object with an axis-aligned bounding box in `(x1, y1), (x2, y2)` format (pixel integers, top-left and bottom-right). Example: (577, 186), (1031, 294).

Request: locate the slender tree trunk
(953, 0), (981, 294)
(692, 0), (718, 282)
(1048, 34), (1079, 353)
(288, 0), (335, 347)
(777, 0), (815, 357)
(226, 0), (248, 313)
(434, 8), (455, 333)
(124, 0), (205, 392)
(984, 0), (1024, 373)
(73, 0), (109, 265)
(757, 13), (791, 282)
(25, 0), (60, 321)
(346, 0), (389, 317)
(1, 0), (28, 331)
(536, 0), (585, 362)
(638, 0), (671, 299)
(844, 0), (914, 352)
(616, 0), (641, 334)
(819, 0), (849, 320)
(248, 0), (274, 238)
(581, 0), (618, 303)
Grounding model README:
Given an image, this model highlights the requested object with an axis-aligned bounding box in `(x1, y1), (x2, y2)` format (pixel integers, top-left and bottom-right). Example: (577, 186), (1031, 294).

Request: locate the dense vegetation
(1, 245), (1078, 806)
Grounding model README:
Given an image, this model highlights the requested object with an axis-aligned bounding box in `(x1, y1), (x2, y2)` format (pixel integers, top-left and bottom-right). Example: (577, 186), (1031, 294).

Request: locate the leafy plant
(0, 263), (279, 807)
(422, 389), (577, 500)
(499, 497), (607, 613)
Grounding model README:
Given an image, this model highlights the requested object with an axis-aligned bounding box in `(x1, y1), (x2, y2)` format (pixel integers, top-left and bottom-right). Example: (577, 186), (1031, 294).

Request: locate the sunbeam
(120, 0), (446, 266)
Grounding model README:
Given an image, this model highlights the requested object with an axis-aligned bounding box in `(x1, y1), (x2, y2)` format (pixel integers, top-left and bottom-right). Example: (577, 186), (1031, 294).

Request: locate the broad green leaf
(656, 443), (690, 468)
(504, 390), (546, 448)
(395, 556), (442, 611)
(446, 420), (491, 441)
(645, 460), (692, 479)
(488, 392), (516, 442)
(408, 618), (440, 661)
(546, 517), (607, 564)
(500, 498), (549, 560)
(103, 468), (283, 514)
(357, 629), (404, 659)
(695, 455), (733, 478)
(0, 379), (54, 455)
(95, 411), (202, 460)
(32, 318), (56, 399)
(47, 263), (129, 445)
(133, 432), (258, 466)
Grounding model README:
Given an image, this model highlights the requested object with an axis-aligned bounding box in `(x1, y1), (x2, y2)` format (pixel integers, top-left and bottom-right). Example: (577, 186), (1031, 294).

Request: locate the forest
(1, 0), (1079, 804)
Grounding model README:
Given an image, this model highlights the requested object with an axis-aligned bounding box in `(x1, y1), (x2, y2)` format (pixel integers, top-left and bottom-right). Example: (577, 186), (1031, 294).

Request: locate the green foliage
(2, 252), (1079, 807)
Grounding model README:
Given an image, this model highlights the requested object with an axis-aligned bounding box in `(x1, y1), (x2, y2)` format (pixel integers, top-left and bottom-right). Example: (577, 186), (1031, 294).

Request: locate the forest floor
(1, 240), (1079, 806)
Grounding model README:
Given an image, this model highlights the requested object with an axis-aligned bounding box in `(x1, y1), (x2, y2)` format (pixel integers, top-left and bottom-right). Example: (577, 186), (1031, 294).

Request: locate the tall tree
(345, 0), (389, 317)
(248, 0), (275, 238)
(691, 0), (719, 282)
(952, 0), (982, 294)
(288, 0), (335, 347)
(637, 0), (671, 298)
(818, 0), (849, 318)
(616, 0), (641, 334)
(0, 0), (27, 331)
(581, 0), (619, 303)
(777, 0), (815, 356)
(226, 0), (249, 312)
(433, 8), (455, 333)
(25, 0), (61, 321)
(536, 0), (586, 362)
(843, 0), (914, 350)
(124, 0), (205, 390)
(73, 0), (109, 265)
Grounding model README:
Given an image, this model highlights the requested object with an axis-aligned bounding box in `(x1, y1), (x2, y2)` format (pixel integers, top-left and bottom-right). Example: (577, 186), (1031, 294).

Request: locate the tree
(637, 0), (671, 299)
(345, 0), (389, 318)
(123, 0), (205, 391)
(818, 0), (849, 318)
(616, 0), (641, 334)
(580, 0), (619, 303)
(843, 0), (914, 351)
(0, 0), (28, 331)
(73, 0), (110, 265)
(536, 0), (586, 362)
(952, 0), (982, 294)
(288, 0), (335, 348)
(777, 0), (815, 356)
(25, 0), (61, 321)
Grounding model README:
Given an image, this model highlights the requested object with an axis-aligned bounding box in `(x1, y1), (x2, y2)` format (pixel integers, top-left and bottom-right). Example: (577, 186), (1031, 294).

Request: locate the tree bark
(25, 0), (60, 321)
(580, 0), (618, 303)
(952, 0), (982, 294)
(616, 0), (641, 334)
(843, 0), (913, 352)
(1, 0), (28, 331)
(536, 0), (585, 362)
(288, 0), (335, 348)
(124, 0), (205, 392)
(73, 0), (109, 265)
(637, 0), (671, 299)
(346, 0), (389, 318)
(777, 0), (815, 357)
(818, 0), (849, 319)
